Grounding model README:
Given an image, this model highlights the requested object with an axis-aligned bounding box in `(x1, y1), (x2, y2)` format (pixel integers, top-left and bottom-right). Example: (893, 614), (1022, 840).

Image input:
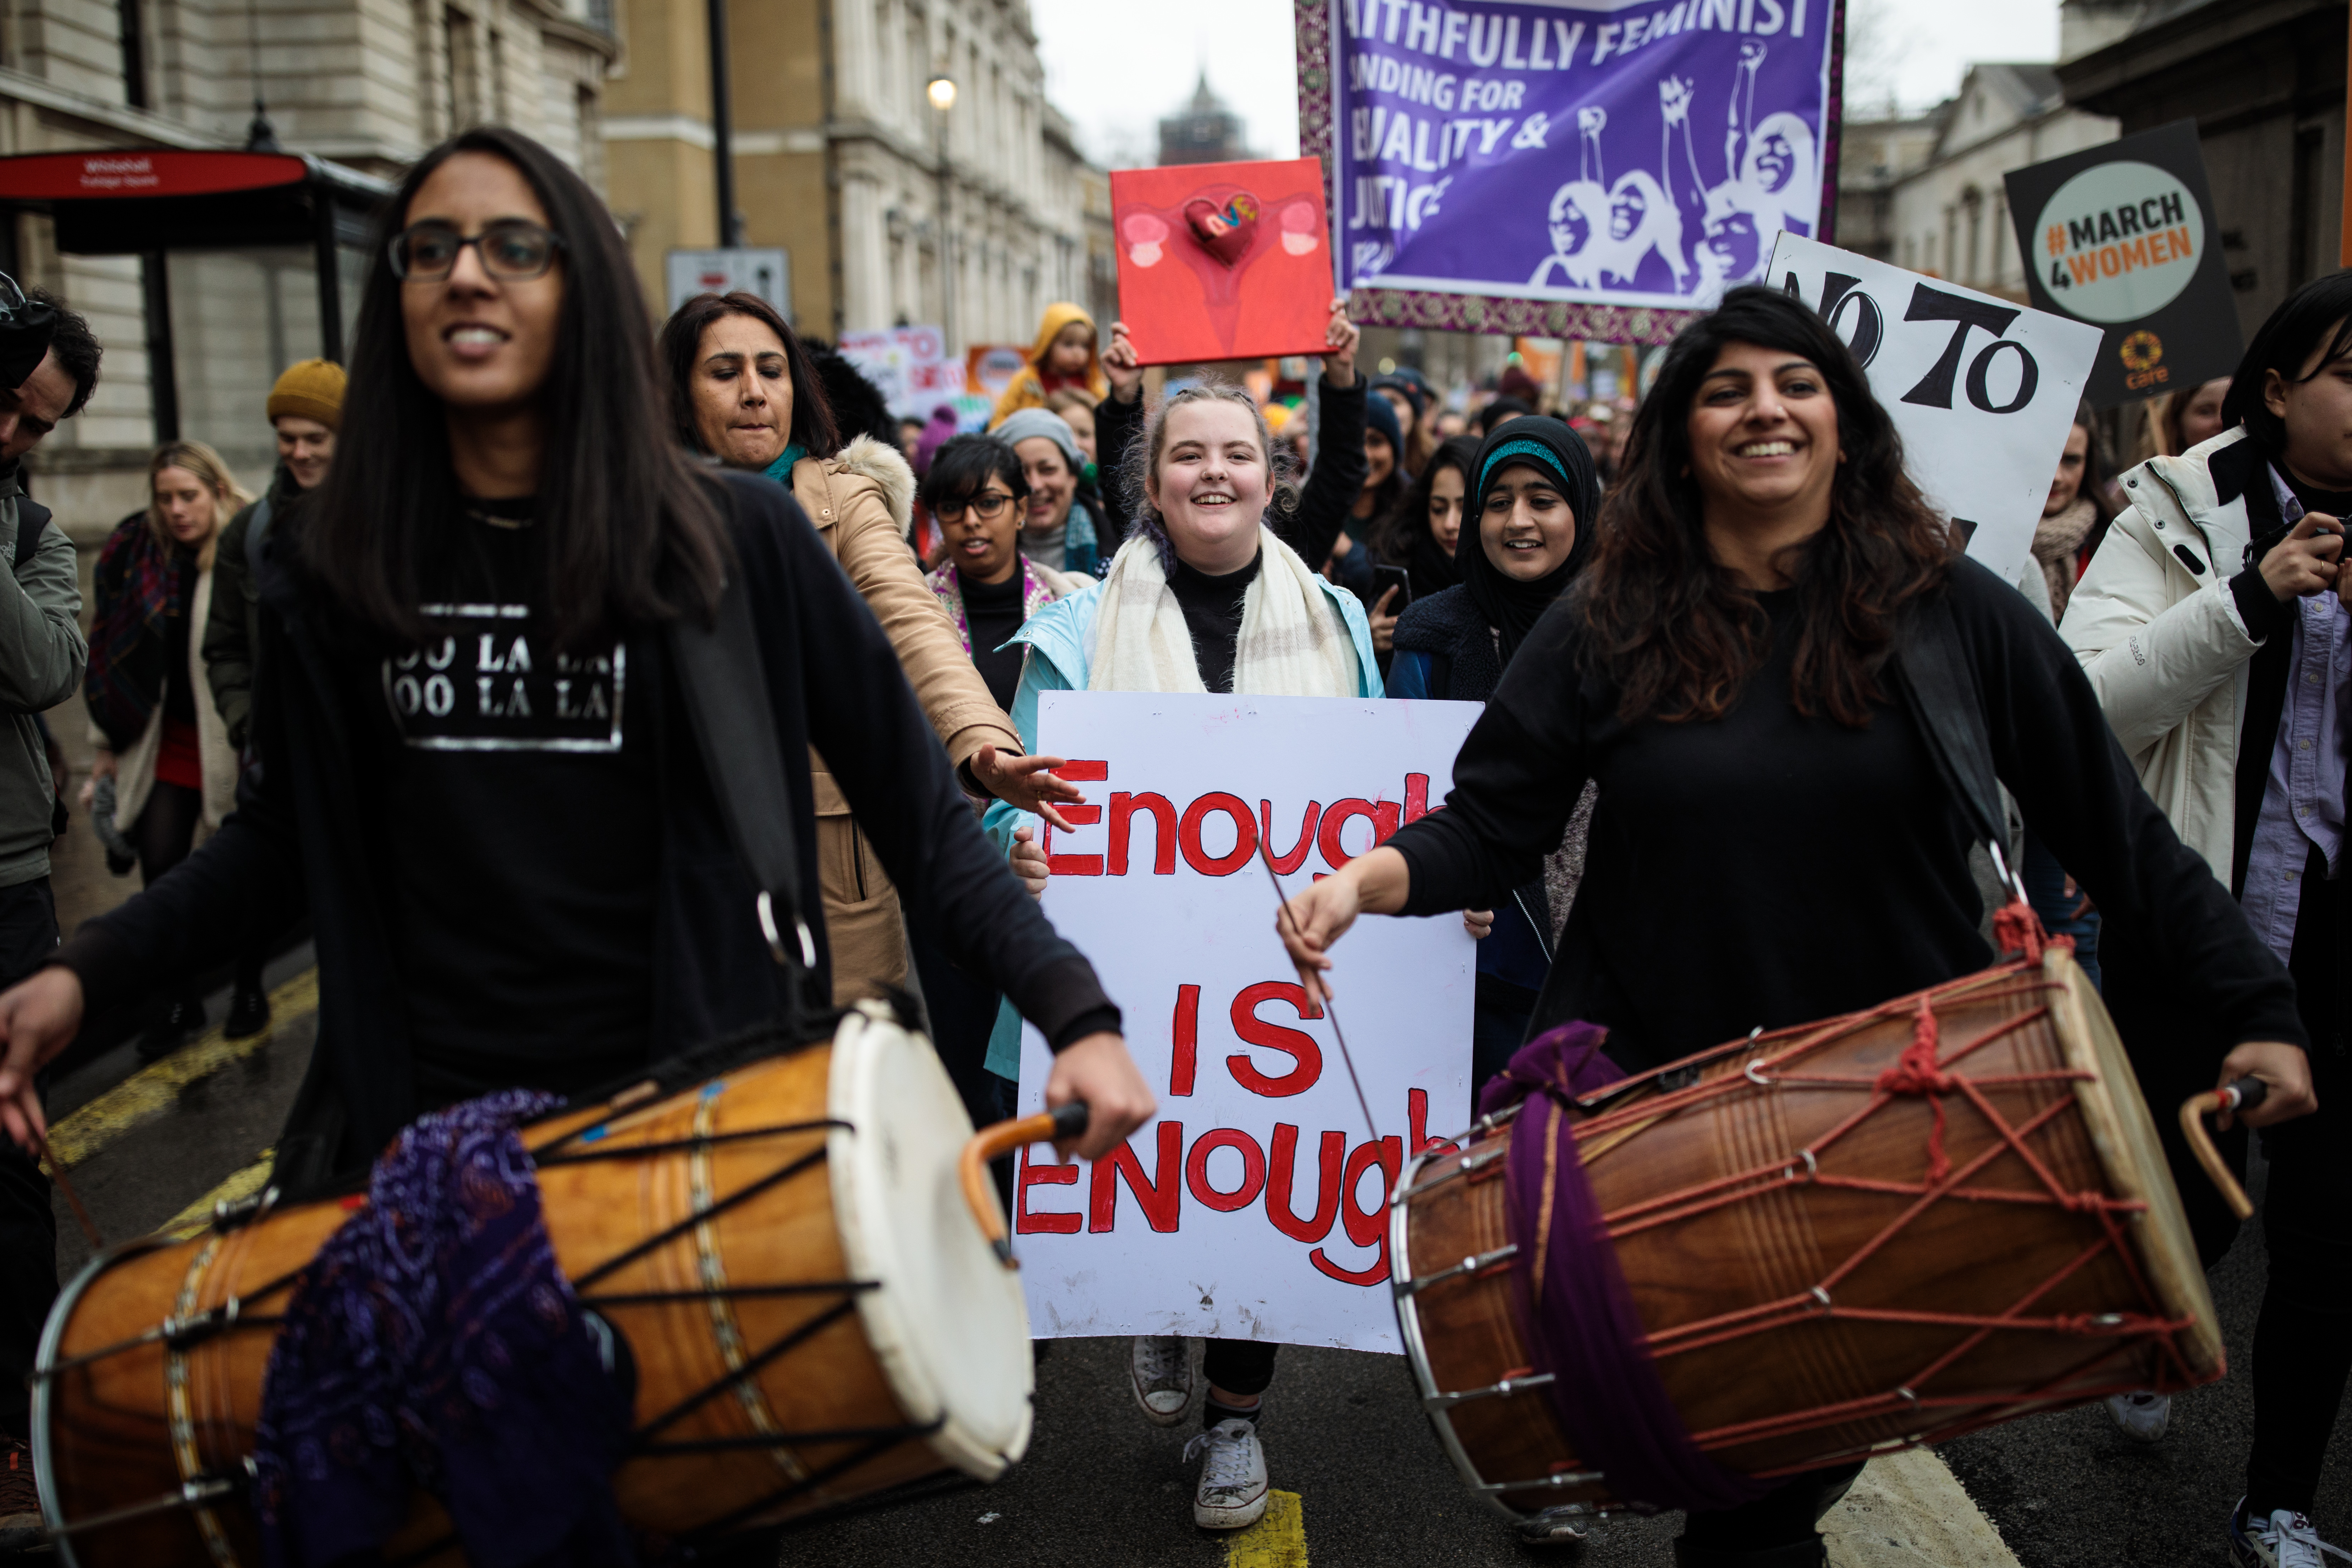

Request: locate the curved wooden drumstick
(2179, 1077), (2268, 1222)
(959, 1101), (1089, 1267)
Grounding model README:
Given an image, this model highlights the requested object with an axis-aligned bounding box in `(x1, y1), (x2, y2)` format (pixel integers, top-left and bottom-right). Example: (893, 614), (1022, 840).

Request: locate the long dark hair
(1575, 285), (1952, 728)
(304, 127), (727, 653)
(2222, 270), (2352, 461)
(659, 291), (841, 459)
(1373, 434), (1475, 565)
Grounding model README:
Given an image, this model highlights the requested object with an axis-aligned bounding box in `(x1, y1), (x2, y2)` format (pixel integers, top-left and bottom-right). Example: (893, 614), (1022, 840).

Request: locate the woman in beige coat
(661, 291), (1079, 1001)
(83, 441), (255, 1056)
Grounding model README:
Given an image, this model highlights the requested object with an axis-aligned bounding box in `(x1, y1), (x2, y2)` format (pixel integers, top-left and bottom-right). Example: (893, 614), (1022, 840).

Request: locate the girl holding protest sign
(1389, 419), (1603, 1102)
(1272, 286), (2312, 1566)
(979, 306), (1378, 1533)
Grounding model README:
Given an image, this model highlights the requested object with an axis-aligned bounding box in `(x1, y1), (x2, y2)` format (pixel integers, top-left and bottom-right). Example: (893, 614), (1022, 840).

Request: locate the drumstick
(36, 1135), (103, 1251)
(960, 1102), (1088, 1266)
(1257, 837), (1382, 1142)
(2177, 1076), (2267, 1222)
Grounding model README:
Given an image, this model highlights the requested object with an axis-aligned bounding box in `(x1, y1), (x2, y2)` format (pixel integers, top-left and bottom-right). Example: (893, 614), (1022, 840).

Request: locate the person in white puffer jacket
(2064, 272), (2352, 1568)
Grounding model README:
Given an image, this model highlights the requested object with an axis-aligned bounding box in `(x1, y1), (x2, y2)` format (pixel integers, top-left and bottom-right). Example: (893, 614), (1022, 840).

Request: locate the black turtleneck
(960, 567), (1028, 710)
(1168, 549), (1262, 692)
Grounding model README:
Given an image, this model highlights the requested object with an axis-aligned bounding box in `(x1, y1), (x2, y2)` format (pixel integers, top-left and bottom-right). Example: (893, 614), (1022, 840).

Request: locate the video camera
(0, 271), (59, 392)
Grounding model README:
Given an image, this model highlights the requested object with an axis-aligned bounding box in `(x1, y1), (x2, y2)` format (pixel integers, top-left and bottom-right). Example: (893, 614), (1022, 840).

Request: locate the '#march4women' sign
(1314, 0), (1839, 326)
(1013, 693), (1480, 1355)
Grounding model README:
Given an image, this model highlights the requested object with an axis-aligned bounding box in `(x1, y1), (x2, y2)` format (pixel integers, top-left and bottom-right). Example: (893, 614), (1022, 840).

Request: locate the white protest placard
(1015, 691), (1480, 1354)
(836, 325), (966, 419)
(1769, 233), (2104, 588)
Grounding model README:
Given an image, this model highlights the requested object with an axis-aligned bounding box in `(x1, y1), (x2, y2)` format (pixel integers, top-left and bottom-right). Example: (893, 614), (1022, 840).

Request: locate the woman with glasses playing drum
(0, 126), (1153, 1194)
(1272, 285), (2315, 1567)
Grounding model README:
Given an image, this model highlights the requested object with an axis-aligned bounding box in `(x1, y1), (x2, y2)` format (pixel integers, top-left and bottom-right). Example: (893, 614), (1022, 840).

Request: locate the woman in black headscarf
(1390, 417), (1603, 1095)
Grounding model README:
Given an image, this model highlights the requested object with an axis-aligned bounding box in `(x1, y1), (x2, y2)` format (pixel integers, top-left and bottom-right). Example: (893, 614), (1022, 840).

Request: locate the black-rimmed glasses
(389, 219), (565, 282)
(934, 490), (1015, 523)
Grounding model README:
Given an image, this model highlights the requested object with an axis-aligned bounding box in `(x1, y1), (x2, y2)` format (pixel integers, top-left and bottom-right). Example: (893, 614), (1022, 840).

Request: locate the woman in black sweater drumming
(0, 128), (1153, 1190)
(1273, 287), (2315, 1566)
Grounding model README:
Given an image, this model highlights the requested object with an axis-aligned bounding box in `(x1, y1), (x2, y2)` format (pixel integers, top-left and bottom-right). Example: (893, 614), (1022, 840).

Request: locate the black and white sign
(1771, 233), (2104, 586)
(2003, 120), (2242, 408)
(383, 604), (626, 753)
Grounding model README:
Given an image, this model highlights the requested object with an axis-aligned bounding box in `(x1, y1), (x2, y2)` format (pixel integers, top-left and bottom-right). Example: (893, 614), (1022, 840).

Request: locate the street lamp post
(927, 72), (956, 358)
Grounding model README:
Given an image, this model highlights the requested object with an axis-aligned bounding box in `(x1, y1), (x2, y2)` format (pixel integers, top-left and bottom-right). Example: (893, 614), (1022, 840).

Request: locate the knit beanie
(266, 358), (346, 431)
(1364, 388), (1405, 457)
(992, 407), (1083, 470)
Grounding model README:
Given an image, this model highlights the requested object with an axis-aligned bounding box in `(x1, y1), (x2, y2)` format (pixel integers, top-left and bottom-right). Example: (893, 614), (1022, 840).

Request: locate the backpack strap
(10, 496), (48, 574)
(665, 567), (820, 1002)
(1891, 587), (2022, 899)
(244, 494), (275, 581)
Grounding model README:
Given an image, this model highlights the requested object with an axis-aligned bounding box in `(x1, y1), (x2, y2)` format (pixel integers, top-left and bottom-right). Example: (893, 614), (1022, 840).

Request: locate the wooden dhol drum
(1391, 946), (2222, 1520)
(32, 1001), (1033, 1566)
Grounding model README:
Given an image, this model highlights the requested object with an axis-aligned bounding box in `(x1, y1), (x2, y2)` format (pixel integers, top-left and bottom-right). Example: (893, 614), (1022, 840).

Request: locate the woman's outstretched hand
(0, 967), (83, 1153)
(971, 746), (1084, 831)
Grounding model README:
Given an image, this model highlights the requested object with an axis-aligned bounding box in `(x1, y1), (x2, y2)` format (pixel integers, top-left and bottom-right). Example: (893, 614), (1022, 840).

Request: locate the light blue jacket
(979, 569), (1384, 1075)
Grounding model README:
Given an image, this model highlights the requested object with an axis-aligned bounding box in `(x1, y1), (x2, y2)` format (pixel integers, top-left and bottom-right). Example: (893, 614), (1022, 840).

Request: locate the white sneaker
(1514, 1506), (1589, 1545)
(1185, 1418), (1270, 1530)
(2106, 1390), (2171, 1442)
(2229, 1497), (2351, 1568)
(1129, 1335), (1191, 1425)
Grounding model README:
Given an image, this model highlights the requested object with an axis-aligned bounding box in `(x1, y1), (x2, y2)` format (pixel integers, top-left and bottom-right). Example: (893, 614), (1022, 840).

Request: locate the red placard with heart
(1111, 158), (1332, 366)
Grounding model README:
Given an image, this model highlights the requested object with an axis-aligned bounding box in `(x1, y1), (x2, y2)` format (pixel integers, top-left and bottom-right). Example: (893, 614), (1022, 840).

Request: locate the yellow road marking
(47, 969), (319, 1169)
(1229, 1489), (1306, 1568)
(159, 1149), (275, 1239)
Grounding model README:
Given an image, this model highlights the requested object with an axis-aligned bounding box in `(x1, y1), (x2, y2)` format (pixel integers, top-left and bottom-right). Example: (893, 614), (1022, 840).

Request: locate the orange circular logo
(2120, 330), (2164, 371)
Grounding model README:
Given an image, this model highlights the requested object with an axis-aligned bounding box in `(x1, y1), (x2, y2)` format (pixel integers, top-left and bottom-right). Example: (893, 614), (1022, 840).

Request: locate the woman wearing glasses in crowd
(914, 434), (1094, 1139)
(657, 291), (1084, 1006)
(0, 130), (1152, 1239)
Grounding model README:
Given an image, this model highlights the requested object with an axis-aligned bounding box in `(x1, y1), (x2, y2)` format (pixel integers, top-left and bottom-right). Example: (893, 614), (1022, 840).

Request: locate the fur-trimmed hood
(832, 434), (917, 539)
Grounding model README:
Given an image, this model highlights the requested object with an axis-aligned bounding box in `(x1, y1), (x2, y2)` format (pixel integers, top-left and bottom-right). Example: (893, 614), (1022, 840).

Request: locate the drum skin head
(827, 1004), (1035, 1479)
(2048, 948), (2226, 1381)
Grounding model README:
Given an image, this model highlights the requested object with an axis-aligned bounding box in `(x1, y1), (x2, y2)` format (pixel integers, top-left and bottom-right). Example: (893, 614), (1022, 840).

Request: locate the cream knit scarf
(2032, 495), (2099, 622)
(1088, 527), (1360, 697)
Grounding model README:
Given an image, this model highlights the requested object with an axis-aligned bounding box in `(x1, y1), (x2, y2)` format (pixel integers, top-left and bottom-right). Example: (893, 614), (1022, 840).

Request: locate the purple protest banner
(1297, 0), (1844, 342)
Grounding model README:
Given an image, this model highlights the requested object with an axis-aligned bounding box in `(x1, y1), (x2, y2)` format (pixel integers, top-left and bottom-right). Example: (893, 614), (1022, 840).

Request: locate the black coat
(55, 474), (1114, 1185)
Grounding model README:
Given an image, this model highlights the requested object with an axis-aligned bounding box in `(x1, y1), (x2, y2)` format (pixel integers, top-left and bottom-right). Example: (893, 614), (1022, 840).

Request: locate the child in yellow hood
(988, 302), (1108, 425)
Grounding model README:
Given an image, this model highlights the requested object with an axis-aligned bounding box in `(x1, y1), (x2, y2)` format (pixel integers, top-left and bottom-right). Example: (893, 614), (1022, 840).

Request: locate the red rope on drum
(1876, 997), (1959, 1184)
(1560, 957), (2205, 1462)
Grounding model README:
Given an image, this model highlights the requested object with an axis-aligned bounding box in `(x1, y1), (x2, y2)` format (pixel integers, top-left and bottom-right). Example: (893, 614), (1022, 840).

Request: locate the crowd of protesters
(0, 121), (2333, 1568)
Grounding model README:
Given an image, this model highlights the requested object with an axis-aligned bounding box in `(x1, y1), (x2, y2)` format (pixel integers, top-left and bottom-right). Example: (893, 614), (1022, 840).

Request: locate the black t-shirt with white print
(371, 498), (660, 1096)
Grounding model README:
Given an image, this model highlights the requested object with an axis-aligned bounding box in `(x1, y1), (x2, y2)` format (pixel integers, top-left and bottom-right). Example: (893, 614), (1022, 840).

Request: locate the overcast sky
(1029, 0), (2062, 168)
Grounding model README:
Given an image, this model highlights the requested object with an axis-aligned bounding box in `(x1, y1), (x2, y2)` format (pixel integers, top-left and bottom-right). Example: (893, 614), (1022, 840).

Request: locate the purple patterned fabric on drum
(250, 1088), (637, 1568)
(1485, 1022), (1771, 1513)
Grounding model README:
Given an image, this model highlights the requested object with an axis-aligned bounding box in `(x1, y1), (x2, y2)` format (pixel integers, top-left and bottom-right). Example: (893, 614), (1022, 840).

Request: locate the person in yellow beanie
(198, 357), (343, 1038)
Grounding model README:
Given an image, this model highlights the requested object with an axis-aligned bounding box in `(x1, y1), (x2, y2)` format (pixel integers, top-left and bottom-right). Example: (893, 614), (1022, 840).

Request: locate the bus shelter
(0, 148), (392, 475)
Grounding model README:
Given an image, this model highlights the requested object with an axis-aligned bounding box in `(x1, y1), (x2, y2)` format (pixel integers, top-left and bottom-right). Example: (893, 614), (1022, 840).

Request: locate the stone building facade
(2056, 0), (2344, 342)
(604, 0), (1105, 353)
(1833, 104), (1950, 264)
(0, 0), (617, 529)
(1887, 64), (2118, 303)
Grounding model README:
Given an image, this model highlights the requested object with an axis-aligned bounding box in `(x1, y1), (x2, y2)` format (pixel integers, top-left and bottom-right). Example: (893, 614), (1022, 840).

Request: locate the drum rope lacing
(1562, 964), (2201, 1474)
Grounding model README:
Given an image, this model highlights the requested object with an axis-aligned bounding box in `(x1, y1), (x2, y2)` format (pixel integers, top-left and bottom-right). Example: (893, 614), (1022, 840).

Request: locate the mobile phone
(1372, 563), (1412, 610)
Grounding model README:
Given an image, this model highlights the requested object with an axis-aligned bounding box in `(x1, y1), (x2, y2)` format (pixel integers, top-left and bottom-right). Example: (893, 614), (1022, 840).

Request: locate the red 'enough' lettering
(1089, 1121), (1183, 1232)
(1179, 792), (1260, 876)
(1185, 1128), (1267, 1211)
(1228, 982), (1324, 1097)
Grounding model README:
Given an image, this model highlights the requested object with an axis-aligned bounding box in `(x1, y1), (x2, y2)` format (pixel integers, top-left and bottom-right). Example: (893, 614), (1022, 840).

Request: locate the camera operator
(0, 284), (99, 1545)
